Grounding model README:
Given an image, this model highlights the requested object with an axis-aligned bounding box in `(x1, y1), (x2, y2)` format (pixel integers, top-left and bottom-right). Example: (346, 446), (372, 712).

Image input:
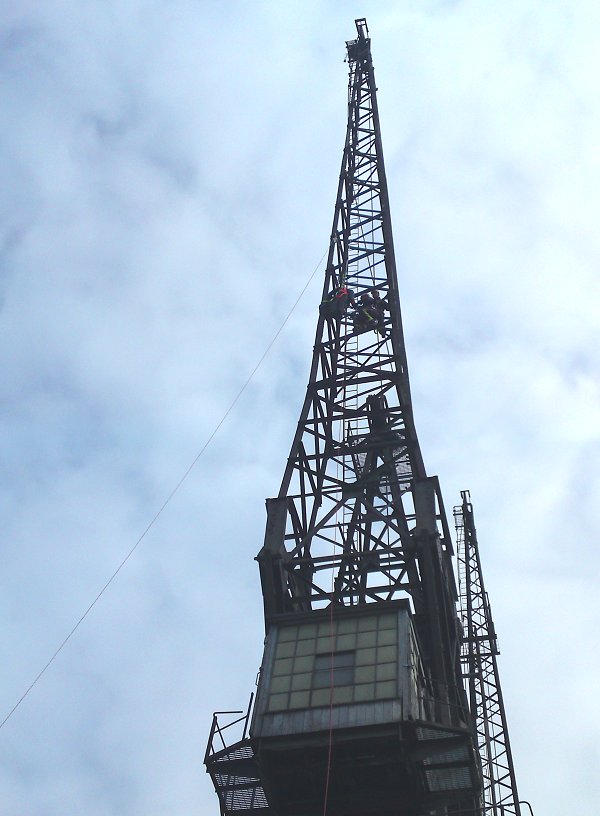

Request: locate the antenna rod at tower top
(355, 17), (369, 37)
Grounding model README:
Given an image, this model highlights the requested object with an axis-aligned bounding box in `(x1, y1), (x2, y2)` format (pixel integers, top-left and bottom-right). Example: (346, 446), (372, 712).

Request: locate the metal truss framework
(455, 492), (522, 816)
(258, 17), (465, 730)
(205, 18), (526, 816)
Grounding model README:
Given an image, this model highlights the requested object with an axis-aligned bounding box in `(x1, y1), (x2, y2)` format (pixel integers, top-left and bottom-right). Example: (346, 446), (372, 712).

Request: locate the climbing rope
(0, 249), (327, 732)
(322, 481), (339, 816)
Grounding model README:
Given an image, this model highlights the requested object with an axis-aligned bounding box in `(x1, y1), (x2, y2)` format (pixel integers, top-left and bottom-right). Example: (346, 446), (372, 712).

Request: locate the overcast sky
(1, 1), (599, 814)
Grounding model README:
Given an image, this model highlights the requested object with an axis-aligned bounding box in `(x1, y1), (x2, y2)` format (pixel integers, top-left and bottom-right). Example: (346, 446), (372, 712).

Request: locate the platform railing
(204, 693), (254, 763)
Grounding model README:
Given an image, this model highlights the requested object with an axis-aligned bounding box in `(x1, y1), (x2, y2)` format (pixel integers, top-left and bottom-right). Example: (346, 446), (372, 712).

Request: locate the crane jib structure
(205, 19), (523, 816)
(258, 13), (461, 729)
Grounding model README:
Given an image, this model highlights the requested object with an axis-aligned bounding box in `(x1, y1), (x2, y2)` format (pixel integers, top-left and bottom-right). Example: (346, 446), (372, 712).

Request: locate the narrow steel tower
(454, 492), (522, 816)
(205, 19), (521, 816)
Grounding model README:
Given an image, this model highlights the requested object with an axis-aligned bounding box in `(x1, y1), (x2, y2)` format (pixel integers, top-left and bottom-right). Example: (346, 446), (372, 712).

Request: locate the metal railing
(204, 693), (254, 764)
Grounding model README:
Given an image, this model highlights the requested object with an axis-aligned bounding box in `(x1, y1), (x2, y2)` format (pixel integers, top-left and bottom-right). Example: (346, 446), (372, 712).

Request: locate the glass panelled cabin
(250, 601), (478, 816)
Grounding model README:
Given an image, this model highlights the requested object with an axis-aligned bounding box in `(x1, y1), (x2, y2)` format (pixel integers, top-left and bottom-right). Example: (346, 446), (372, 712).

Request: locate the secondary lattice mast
(455, 492), (522, 816)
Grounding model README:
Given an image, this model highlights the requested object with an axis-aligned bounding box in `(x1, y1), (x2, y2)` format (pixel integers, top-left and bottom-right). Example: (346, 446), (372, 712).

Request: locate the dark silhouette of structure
(454, 493), (522, 816)
(205, 19), (522, 816)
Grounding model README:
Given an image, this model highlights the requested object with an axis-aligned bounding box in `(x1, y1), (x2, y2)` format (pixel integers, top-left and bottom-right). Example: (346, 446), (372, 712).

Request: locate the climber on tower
(320, 284), (356, 319)
(353, 287), (388, 335)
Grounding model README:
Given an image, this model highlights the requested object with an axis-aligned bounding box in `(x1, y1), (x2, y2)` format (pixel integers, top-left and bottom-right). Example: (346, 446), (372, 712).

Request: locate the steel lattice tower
(205, 19), (522, 816)
(454, 492), (522, 816)
(258, 18), (462, 720)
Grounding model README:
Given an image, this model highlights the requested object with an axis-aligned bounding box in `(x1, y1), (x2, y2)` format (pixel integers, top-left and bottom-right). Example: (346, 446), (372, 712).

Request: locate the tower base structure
(206, 601), (480, 816)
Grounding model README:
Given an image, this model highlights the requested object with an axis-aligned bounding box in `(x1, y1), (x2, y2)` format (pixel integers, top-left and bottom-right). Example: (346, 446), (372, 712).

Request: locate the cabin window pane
(276, 641), (296, 659)
(291, 672), (312, 691)
(357, 616), (377, 633)
(296, 639), (315, 656)
(336, 633), (357, 651)
(356, 647), (376, 666)
(357, 630), (377, 648)
(289, 690), (310, 709)
(278, 626), (297, 642)
(313, 651), (355, 688)
(337, 618), (358, 635)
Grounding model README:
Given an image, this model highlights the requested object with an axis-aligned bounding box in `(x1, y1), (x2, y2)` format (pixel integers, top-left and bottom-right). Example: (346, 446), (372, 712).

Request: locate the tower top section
(346, 18), (371, 63)
(257, 17), (458, 641)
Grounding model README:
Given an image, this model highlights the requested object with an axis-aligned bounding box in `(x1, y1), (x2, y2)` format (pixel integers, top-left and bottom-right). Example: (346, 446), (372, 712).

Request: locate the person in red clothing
(320, 285), (356, 319)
